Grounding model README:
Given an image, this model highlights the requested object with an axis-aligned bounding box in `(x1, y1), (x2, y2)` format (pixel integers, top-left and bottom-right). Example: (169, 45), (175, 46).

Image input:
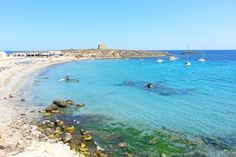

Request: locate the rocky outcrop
(45, 104), (58, 112)
(62, 49), (168, 59)
(53, 100), (67, 108)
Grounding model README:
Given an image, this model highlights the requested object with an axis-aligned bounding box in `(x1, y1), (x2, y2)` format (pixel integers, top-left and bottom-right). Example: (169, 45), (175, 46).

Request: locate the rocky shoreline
(1, 57), (236, 157)
(32, 99), (236, 157)
(36, 99), (110, 157)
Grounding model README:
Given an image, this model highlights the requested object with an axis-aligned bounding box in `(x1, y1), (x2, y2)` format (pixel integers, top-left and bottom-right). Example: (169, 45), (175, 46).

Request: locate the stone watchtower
(98, 43), (106, 50)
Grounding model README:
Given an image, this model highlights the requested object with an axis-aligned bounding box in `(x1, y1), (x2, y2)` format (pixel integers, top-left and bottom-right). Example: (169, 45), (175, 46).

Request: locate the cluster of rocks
(38, 99), (110, 157)
(44, 99), (79, 116)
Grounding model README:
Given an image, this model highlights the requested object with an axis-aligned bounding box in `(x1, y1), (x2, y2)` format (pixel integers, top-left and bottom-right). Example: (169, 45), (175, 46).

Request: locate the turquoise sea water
(31, 50), (236, 155)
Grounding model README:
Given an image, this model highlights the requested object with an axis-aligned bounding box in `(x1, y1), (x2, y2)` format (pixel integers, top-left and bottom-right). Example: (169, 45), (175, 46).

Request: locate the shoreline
(1, 56), (235, 156)
(0, 55), (167, 157)
(0, 57), (81, 157)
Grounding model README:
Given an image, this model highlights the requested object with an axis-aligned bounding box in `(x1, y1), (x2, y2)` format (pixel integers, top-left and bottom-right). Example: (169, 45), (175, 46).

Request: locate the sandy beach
(0, 57), (81, 157)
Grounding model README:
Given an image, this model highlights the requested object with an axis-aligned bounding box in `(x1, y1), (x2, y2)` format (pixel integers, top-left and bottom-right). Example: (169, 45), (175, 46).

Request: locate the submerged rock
(80, 129), (93, 141)
(202, 137), (231, 150)
(76, 103), (85, 108)
(117, 143), (127, 148)
(95, 149), (108, 157)
(148, 139), (157, 145)
(65, 99), (74, 105)
(161, 154), (168, 157)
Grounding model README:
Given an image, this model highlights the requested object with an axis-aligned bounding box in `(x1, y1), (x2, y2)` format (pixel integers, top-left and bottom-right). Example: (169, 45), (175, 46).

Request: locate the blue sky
(0, 0), (236, 50)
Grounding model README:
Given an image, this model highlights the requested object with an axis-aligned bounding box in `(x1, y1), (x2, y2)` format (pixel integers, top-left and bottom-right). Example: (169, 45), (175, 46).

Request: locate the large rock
(45, 104), (58, 112)
(62, 133), (73, 143)
(53, 100), (67, 108)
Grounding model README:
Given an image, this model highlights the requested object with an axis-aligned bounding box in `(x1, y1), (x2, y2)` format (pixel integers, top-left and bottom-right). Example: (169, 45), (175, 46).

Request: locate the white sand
(0, 57), (81, 157)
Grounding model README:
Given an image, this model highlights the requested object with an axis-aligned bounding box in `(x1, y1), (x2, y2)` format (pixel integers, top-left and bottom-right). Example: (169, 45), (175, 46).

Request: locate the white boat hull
(156, 59), (163, 63)
(168, 56), (178, 61)
(198, 58), (205, 62)
(184, 62), (191, 67)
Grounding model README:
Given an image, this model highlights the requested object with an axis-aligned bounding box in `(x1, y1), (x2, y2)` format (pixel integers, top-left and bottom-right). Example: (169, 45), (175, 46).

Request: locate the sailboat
(156, 58), (163, 63)
(168, 56), (178, 61)
(184, 60), (191, 67)
(198, 53), (206, 62)
(184, 49), (191, 67)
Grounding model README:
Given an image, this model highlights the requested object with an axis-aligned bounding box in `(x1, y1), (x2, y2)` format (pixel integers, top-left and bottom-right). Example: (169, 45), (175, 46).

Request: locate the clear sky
(0, 0), (236, 50)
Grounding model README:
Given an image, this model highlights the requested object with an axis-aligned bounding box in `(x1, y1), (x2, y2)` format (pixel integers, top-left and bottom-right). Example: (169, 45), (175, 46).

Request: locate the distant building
(98, 43), (106, 50)
(49, 50), (64, 57)
(10, 50), (64, 57)
(11, 52), (27, 57)
(0, 51), (8, 59)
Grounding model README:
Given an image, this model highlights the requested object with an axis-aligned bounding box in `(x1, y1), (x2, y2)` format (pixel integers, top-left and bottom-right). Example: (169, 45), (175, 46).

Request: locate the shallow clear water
(31, 50), (236, 139)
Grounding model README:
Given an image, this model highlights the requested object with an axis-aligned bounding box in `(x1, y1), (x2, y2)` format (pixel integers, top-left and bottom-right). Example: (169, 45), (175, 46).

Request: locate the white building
(0, 51), (8, 59)
(10, 50), (64, 57)
(49, 50), (64, 57)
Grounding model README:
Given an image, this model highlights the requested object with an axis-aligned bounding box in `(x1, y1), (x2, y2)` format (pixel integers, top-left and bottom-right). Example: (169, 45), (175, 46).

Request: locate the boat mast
(187, 45), (190, 62)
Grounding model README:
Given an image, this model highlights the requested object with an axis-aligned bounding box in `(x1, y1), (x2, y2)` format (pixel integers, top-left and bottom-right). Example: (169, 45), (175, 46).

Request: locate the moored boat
(184, 61), (191, 67)
(198, 58), (205, 62)
(168, 56), (178, 61)
(156, 58), (163, 63)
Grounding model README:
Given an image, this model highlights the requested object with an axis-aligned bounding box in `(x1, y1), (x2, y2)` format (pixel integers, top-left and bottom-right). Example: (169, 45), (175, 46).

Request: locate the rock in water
(117, 143), (127, 148)
(45, 104), (58, 112)
(55, 120), (64, 126)
(62, 133), (73, 143)
(148, 139), (157, 145)
(76, 103), (85, 108)
(65, 99), (74, 105)
(161, 154), (168, 157)
(53, 99), (67, 108)
(64, 126), (75, 133)
(147, 83), (156, 89)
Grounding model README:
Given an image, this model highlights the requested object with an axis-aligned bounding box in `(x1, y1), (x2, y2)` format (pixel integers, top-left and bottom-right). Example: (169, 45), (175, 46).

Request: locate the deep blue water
(31, 50), (236, 139)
